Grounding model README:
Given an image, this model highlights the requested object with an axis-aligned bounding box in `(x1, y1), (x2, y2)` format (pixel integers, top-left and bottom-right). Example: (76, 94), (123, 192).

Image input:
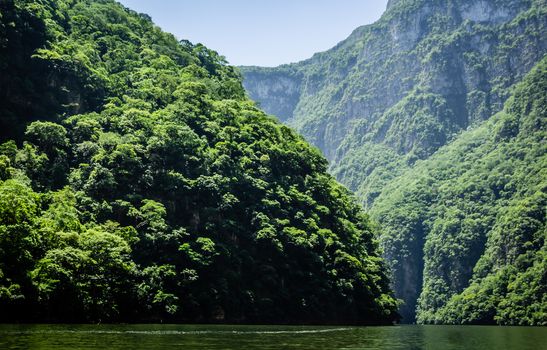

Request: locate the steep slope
(372, 58), (546, 325)
(0, 0), (398, 324)
(242, 0), (546, 207)
(241, 0), (546, 323)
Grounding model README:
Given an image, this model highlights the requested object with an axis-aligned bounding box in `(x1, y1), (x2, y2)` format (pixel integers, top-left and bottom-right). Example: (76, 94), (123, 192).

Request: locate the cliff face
(241, 0), (547, 323)
(373, 59), (546, 325)
(243, 0), (545, 165)
(241, 66), (302, 123)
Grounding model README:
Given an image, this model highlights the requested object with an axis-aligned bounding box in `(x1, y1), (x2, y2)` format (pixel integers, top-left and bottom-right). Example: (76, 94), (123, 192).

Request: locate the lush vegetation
(243, 0), (546, 164)
(242, 0), (546, 324)
(0, 0), (399, 324)
(372, 58), (546, 325)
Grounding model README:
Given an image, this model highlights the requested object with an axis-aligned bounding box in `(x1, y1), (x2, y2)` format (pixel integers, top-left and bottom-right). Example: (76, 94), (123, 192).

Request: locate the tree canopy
(0, 0), (398, 324)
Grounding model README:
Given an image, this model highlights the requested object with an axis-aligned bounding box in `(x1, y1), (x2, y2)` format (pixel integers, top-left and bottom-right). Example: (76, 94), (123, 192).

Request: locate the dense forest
(373, 59), (546, 325)
(0, 0), (399, 324)
(242, 0), (546, 324)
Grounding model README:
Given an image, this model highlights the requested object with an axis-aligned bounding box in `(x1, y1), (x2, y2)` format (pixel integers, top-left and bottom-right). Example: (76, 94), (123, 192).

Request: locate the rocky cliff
(241, 0), (547, 323)
(243, 0), (545, 166)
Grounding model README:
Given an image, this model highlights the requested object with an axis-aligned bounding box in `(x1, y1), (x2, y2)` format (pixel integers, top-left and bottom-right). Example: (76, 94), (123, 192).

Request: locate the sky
(117, 0), (389, 67)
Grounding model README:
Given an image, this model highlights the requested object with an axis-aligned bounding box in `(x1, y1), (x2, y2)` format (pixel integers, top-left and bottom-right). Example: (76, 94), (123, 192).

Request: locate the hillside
(372, 58), (546, 325)
(241, 0), (546, 323)
(242, 0), (546, 206)
(0, 0), (398, 324)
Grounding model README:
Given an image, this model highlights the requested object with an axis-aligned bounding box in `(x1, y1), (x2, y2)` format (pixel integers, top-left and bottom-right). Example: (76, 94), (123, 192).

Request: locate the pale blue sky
(117, 0), (389, 67)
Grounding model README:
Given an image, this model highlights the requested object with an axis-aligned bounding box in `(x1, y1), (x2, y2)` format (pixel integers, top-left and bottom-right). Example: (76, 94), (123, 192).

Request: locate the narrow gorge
(241, 0), (547, 324)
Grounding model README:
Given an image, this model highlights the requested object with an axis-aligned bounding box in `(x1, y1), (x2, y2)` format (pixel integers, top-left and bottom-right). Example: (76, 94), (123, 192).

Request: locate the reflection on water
(0, 324), (545, 350)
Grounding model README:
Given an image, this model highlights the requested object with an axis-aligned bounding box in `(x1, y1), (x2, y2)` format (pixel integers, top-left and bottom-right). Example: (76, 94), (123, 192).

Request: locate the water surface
(0, 324), (545, 349)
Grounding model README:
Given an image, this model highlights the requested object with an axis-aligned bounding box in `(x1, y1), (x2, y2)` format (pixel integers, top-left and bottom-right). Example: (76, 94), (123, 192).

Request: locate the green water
(0, 324), (545, 350)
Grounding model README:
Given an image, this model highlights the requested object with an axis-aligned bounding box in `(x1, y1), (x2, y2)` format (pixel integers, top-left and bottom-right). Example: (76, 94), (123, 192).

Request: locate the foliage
(372, 59), (547, 325)
(242, 0), (547, 324)
(0, 0), (398, 324)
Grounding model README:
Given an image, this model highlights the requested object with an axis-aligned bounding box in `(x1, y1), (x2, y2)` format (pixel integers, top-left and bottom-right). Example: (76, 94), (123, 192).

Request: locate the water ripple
(0, 327), (354, 336)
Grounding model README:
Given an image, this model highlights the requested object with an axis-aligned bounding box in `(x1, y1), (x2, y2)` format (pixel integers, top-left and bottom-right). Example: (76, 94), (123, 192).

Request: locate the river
(1, 324), (545, 349)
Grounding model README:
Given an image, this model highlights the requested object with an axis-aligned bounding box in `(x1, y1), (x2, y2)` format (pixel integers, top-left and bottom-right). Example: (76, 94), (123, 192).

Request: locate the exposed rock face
(460, 1), (511, 23)
(243, 0), (544, 164)
(241, 0), (547, 322)
(242, 67), (302, 122)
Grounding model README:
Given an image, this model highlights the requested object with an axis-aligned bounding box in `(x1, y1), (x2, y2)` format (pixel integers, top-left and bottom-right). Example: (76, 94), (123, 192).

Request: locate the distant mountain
(241, 0), (546, 323)
(0, 0), (398, 324)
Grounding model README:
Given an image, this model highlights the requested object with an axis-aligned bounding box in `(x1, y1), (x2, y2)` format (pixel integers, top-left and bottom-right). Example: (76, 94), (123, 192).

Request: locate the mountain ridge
(241, 0), (547, 323)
